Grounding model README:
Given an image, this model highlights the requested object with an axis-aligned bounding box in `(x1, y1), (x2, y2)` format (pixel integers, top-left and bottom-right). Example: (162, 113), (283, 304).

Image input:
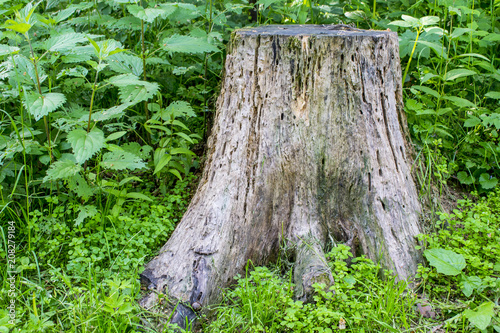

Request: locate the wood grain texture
(140, 25), (422, 329)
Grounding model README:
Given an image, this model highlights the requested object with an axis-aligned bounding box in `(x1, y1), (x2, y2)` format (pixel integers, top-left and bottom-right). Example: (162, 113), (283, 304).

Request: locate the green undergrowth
(0, 175), (195, 332)
(203, 189), (500, 333)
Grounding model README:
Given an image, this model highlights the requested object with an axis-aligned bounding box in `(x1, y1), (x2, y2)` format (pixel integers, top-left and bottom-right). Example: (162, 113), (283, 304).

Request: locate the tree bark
(140, 25), (422, 329)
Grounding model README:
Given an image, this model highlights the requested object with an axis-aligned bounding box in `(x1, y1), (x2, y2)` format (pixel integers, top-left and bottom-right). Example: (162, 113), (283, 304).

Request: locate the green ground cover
(0, 0), (498, 332)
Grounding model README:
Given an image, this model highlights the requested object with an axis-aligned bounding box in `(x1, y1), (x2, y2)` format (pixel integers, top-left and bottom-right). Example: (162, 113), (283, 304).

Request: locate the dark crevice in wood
(380, 92), (399, 173)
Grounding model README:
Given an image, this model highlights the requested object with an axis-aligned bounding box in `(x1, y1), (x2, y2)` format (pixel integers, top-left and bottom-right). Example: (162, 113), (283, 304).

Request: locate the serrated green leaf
(127, 4), (164, 23)
(108, 74), (159, 104)
(118, 82), (159, 104)
(74, 205), (97, 226)
(443, 69), (476, 81)
(100, 150), (146, 170)
(0, 44), (19, 56)
(67, 127), (105, 164)
(68, 173), (94, 200)
(442, 96), (476, 108)
(108, 53), (143, 76)
(25, 92), (66, 121)
(162, 34), (219, 54)
(485, 91), (500, 99)
(45, 32), (87, 52)
(457, 171), (474, 185)
(53, 7), (79, 23)
(43, 158), (82, 181)
(14, 54), (45, 86)
(479, 173), (498, 189)
(464, 302), (495, 331)
(126, 192), (153, 201)
(89, 102), (133, 122)
(424, 248), (465, 276)
(159, 101), (196, 120)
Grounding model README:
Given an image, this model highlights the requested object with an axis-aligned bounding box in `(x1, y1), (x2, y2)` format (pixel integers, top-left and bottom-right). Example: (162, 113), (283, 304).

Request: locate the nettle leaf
(74, 205), (97, 227)
(44, 158), (82, 181)
(67, 127), (105, 164)
(162, 34), (219, 54)
(25, 92), (66, 121)
(424, 248), (466, 276)
(479, 173), (498, 189)
(108, 74), (158, 104)
(443, 68), (476, 81)
(57, 66), (88, 79)
(457, 171), (475, 185)
(126, 4), (164, 23)
(100, 150), (146, 170)
(68, 173), (94, 200)
(0, 44), (19, 56)
(89, 102), (133, 122)
(45, 32), (87, 52)
(14, 54), (45, 86)
(108, 53), (143, 76)
(464, 302), (495, 331)
(159, 101), (196, 120)
(119, 82), (159, 104)
(52, 7), (79, 23)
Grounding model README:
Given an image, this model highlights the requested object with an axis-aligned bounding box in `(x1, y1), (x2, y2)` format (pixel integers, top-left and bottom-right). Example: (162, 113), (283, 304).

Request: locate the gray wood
(140, 24), (422, 329)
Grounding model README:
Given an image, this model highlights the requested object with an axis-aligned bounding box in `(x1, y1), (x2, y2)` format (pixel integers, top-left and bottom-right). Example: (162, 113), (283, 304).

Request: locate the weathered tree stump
(140, 25), (422, 328)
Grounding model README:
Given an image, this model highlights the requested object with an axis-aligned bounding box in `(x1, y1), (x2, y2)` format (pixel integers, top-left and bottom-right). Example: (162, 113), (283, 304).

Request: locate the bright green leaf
(25, 92), (66, 121)
(44, 158), (82, 181)
(106, 131), (127, 142)
(162, 34), (219, 54)
(126, 192), (153, 202)
(485, 91), (500, 99)
(424, 248), (466, 276)
(100, 151), (146, 170)
(442, 96), (476, 108)
(457, 171), (474, 185)
(67, 127), (105, 164)
(479, 173), (498, 189)
(443, 69), (476, 81)
(464, 302), (495, 331)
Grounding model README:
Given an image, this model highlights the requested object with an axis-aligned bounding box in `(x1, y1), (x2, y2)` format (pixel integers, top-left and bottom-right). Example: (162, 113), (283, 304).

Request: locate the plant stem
(87, 66), (100, 133)
(27, 35), (54, 164)
(402, 27), (421, 85)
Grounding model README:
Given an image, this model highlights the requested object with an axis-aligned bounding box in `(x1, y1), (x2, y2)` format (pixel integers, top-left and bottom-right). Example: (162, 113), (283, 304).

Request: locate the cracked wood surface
(140, 25), (422, 329)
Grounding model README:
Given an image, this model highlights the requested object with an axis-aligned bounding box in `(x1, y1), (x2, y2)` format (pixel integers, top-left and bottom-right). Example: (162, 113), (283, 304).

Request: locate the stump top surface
(236, 25), (394, 38)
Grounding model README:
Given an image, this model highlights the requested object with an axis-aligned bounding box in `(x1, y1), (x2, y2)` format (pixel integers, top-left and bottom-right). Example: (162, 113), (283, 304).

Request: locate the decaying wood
(140, 25), (422, 329)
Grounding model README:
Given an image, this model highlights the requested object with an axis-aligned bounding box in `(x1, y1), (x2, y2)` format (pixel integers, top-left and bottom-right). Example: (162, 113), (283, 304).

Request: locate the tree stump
(140, 25), (422, 328)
